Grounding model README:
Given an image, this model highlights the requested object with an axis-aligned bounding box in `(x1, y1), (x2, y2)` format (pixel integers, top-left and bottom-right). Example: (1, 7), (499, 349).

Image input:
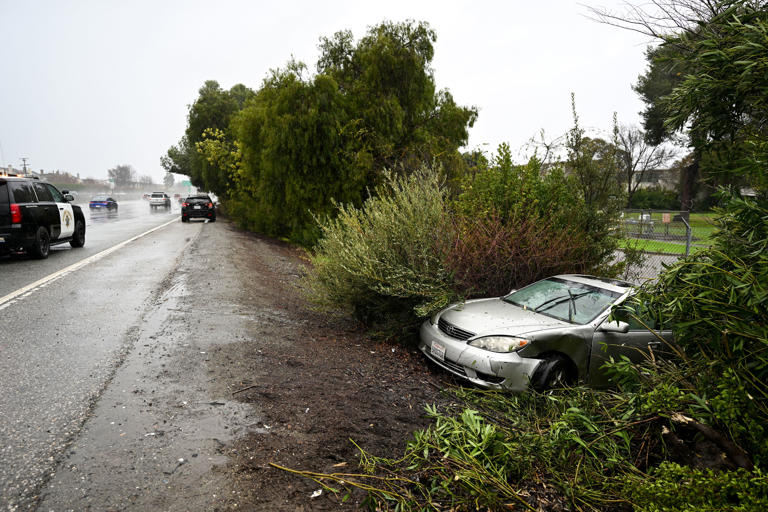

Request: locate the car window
(0, 183), (8, 204)
(92, 196), (107, 201)
(46, 184), (65, 202)
(33, 182), (54, 202)
(503, 278), (621, 324)
(9, 182), (37, 203)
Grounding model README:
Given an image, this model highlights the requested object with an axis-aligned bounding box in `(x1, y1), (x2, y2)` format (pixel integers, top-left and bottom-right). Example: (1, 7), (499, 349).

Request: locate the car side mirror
(598, 321), (630, 334)
(64, 194), (75, 202)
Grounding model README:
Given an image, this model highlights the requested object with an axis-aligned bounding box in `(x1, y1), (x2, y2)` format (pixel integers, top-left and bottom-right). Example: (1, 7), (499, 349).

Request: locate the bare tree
(586, 1), (757, 43)
(163, 172), (174, 188)
(107, 164), (136, 189)
(616, 124), (676, 204)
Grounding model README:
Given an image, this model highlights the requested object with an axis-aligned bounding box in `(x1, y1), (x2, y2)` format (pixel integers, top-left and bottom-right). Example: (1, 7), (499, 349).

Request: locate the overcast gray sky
(0, 0), (653, 182)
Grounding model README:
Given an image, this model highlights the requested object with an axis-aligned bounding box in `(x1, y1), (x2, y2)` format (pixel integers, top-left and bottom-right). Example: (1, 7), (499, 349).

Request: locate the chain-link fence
(618, 210), (695, 282)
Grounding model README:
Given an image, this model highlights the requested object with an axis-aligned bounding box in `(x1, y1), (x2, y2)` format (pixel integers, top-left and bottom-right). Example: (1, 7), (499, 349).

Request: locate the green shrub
(629, 187), (680, 210)
(304, 145), (641, 335)
(455, 144), (634, 280)
(455, 145), (580, 228)
(626, 462), (768, 512)
(633, 191), (768, 464)
(303, 167), (456, 333)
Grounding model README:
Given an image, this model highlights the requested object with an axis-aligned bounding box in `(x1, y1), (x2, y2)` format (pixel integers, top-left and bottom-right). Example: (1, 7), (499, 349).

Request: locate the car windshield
(503, 277), (621, 324)
(91, 197), (107, 201)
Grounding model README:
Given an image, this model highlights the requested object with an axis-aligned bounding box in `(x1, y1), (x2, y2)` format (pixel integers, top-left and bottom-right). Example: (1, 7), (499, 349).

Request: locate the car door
(47, 183), (74, 238)
(587, 305), (673, 387)
(32, 181), (61, 239)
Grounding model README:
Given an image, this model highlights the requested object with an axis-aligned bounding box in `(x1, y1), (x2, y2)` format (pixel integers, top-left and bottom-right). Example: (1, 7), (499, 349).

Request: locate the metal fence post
(682, 217), (692, 257)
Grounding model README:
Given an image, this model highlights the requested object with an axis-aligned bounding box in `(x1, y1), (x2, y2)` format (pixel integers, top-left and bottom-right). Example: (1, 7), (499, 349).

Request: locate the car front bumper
(418, 320), (542, 391)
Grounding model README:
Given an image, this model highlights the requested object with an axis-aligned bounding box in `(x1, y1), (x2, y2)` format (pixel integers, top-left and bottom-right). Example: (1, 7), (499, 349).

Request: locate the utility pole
(20, 157), (30, 173)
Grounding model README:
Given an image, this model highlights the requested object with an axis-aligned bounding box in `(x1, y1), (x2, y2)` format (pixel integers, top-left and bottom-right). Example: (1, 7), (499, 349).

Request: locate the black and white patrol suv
(0, 173), (86, 259)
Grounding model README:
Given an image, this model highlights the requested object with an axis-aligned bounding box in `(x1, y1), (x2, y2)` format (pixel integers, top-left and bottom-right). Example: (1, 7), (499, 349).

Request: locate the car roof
(0, 176), (39, 181)
(552, 274), (635, 293)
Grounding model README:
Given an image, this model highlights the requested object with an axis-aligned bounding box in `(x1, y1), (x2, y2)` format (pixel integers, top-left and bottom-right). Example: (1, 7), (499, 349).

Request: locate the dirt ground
(206, 223), (450, 510)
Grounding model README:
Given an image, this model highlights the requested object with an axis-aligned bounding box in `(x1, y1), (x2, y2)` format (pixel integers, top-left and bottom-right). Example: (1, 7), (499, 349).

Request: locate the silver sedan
(418, 274), (672, 391)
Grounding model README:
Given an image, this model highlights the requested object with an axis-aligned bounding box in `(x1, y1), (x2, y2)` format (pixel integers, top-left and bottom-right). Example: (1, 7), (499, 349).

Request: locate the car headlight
(430, 312), (440, 325)
(468, 336), (530, 353)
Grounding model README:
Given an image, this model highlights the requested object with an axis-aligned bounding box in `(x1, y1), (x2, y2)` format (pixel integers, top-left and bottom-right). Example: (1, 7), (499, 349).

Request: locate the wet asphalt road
(0, 201), (256, 510)
(0, 200), (179, 297)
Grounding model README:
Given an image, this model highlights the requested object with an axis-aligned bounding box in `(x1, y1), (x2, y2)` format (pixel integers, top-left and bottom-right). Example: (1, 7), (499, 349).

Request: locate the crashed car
(418, 274), (671, 391)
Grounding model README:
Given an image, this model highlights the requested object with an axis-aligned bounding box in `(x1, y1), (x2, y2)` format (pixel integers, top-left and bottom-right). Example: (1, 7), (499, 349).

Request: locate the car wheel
(70, 219), (85, 248)
(532, 355), (574, 391)
(210, 216), (216, 222)
(30, 226), (50, 259)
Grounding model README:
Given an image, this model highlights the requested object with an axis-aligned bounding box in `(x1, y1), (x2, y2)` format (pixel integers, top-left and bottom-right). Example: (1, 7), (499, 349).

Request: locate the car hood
(440, 298), (569, 337)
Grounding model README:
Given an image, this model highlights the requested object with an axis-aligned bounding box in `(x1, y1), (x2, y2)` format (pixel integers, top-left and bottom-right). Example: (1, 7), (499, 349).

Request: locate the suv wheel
(70, 219), (85, 248)
(30, 226), (51, 259)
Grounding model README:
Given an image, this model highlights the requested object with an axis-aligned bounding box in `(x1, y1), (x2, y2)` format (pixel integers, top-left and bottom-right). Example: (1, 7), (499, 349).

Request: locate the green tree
(662, 4), (768, 191)
(161, 136), (192, 176)
(165, 21), (475, 245)
(318, 21), (477, 186)
(232, 66), (361, 243)
(228, 20), (476, 244)
(593, 0), (768, 206)
(162, 81), (255, 197)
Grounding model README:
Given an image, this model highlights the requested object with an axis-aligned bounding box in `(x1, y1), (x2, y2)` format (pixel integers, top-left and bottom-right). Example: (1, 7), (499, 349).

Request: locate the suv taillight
(182, 202), (188, 207)
(10, 203), (22, 223)
(207, 203), (213, 208)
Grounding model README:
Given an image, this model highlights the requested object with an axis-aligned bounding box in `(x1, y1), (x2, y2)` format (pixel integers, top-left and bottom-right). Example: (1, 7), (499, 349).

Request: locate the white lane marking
(0, 217), (179, 309)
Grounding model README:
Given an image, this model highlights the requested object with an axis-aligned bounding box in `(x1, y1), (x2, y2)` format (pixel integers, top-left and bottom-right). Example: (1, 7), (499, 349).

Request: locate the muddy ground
(205, 222), (450, 510)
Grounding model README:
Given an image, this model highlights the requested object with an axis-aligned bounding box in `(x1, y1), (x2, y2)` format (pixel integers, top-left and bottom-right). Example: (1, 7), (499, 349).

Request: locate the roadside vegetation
(299, 192), (767, 511)
(163, 1), (767, 509)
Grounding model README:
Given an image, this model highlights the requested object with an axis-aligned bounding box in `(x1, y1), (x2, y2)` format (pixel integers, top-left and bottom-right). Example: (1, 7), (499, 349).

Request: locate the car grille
(438, 318), (475, 341)
(440, 358), (468, 377)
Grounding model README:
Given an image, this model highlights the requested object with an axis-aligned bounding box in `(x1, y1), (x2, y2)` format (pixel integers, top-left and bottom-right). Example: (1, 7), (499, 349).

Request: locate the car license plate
(430, 340), (446, 361)
(194, 205), (201, 209)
